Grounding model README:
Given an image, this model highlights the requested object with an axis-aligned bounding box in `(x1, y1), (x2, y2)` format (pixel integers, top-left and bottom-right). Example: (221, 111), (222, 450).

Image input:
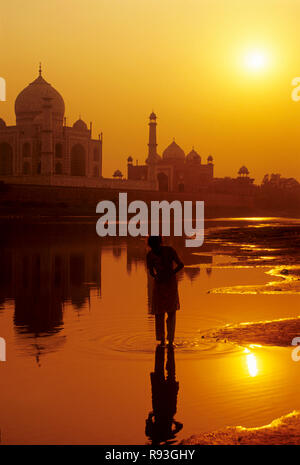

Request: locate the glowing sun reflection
(244, 348), (258, 377)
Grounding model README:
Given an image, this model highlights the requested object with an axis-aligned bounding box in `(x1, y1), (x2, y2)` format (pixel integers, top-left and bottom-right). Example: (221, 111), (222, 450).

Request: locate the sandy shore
(203, 316), (300, 347)
(182, 222), (300, 444)
(183, 316), (300, 444)
(182, 411), (300, 445)
(209, 266), (300, 294)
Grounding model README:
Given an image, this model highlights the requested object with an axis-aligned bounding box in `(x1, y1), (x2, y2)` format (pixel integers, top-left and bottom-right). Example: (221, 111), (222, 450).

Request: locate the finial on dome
(39, 62), (42, 77)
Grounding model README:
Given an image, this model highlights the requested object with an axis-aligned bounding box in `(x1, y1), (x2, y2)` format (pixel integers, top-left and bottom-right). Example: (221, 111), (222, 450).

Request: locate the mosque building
(1, 68), (253, 196)
(0, 66), (103, 184)
(127, 112), (214, 192)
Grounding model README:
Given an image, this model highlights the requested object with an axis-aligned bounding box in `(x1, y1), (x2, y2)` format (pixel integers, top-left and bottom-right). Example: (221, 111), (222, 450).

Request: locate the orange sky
(1, 0), (300, 181)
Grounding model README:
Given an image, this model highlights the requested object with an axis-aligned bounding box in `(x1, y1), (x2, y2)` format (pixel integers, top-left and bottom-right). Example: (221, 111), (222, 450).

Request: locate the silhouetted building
(210, 166), (255, 195)
(0, 65), (102, 183)
(0, 67), (158, 191)
(127, 112), (214, 192)
(0, 67), (260, 195)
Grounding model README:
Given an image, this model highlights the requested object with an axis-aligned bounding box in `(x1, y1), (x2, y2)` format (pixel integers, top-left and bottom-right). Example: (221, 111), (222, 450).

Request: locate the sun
(244, 50), (267, 71)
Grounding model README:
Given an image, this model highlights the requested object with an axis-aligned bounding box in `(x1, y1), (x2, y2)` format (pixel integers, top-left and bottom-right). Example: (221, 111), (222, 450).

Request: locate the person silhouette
(146, 236), (184, 346)
(145, 345), (183, 445)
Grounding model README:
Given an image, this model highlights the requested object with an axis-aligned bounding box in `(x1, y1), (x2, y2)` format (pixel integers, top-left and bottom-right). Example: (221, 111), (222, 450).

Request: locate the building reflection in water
(146, 345), (183, 445)
(0, 224), (102, 363)
(126, 238), (147, 274)
(0, 225), (213, 363)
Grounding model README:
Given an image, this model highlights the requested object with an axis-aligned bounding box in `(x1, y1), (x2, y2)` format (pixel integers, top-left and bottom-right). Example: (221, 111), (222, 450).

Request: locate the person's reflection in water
(146, 345), (183, 445)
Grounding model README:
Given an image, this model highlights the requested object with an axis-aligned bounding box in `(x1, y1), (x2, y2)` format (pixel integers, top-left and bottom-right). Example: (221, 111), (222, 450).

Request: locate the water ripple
(74, 328), (241, 359)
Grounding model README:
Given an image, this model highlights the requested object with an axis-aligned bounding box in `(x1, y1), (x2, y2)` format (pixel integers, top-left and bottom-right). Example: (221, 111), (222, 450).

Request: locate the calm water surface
(0, 218), (300, 444)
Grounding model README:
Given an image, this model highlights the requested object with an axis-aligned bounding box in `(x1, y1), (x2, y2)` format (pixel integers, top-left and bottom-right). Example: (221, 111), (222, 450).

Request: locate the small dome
(0, 118), (6, 128)
(127, 156), (133, 163)
(207, 155), (213, 163)
(73, 118), (88, 131)
(149, 112), (157, 120)
(113, 169), (123, 178)
(162, 140), (185, 160)
(238, 165), (249, 176)
(15, 71), (65, 124)
(186, 149), (201, 163)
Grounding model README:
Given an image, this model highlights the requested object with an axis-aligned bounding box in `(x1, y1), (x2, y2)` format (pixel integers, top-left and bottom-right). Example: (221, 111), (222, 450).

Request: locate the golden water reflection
(245, 349), (258, 377)
(0, 219), (300, 444)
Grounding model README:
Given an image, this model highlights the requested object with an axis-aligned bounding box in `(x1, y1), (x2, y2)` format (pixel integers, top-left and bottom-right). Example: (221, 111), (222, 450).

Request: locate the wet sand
(182, 313), (300, 444)
(203, 317), (300, 347)
(181, 309), (300, 444)
(182, 411), (300, 445)
(181, 219), (300, 445)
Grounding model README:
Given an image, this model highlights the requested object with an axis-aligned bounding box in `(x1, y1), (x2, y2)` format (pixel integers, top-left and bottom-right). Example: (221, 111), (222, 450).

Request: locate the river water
(0, 218), (299, 444)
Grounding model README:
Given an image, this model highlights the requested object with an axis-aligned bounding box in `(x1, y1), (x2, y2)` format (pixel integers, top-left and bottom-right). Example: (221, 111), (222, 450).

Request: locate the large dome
(73, 118), (88, 131)
(186, 148), (201, 163)
(162, 140), (185, 160)
(15, 71), (65, 124)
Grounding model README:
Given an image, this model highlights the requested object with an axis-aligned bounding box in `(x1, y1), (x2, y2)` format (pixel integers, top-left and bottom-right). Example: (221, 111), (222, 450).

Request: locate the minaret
(147, 112), (157, 161)
(147, 112), (158, 182)
(41, 95), (54, 175)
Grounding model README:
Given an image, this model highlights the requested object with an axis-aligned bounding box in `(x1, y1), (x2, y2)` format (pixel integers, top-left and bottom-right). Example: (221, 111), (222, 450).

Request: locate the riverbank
(204, 316), (300, 348)
(182, 411), (300, 445)
(1, 182), (300, 219)
(181, 220), (300, 445)
(182, 315), (300, 444)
